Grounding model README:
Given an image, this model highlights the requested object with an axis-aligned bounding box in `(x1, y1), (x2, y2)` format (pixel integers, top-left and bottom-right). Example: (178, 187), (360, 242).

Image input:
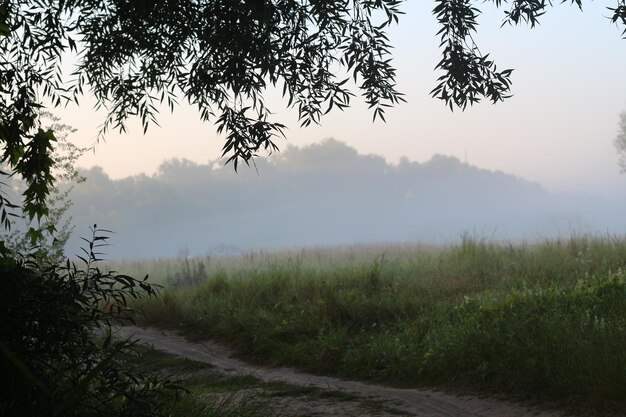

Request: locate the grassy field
(126, 235), (626, 414)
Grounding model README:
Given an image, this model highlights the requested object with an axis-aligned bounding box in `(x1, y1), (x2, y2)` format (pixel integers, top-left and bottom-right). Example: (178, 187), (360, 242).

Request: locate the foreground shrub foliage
(0, 226), (181, 417)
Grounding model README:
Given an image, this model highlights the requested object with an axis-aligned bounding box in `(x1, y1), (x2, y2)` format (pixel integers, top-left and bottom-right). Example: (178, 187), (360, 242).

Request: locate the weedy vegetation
(129, 234), (626, 415)
(0, 226), (183, 417)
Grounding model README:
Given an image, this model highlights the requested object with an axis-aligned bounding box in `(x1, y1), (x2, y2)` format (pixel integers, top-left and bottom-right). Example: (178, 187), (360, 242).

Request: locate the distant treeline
(65, 139), (626, 258)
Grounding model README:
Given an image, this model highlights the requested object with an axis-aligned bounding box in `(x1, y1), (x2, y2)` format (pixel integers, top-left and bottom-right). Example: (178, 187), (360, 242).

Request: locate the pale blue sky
(56, 1), (626, 195)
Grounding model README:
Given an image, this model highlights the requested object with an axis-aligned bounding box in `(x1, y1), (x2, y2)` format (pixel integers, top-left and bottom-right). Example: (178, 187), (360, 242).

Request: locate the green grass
(129, 345), (215, 374)
(127, 345), (407, 417)
(124, 345), (276, 417)
(130, 235), (626, 414)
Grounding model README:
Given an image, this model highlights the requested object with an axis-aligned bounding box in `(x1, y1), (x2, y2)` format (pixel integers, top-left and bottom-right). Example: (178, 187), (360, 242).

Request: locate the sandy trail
(118, 326), (564, 417)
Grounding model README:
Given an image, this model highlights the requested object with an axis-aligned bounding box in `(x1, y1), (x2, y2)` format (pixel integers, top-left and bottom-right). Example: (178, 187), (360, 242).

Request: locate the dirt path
(118, 326), (564, 417)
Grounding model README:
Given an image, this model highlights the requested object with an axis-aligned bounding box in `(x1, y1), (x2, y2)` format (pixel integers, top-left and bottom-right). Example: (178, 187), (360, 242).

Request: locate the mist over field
(65, 139), (626, 259)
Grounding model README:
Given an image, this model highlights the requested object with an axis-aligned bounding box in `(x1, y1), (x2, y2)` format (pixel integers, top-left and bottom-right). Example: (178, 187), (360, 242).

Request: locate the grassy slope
(131, 236), (626, 414)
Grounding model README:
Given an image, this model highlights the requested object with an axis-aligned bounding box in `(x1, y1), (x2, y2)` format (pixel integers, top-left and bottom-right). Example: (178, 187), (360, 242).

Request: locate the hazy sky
(54, 1), (626, 195)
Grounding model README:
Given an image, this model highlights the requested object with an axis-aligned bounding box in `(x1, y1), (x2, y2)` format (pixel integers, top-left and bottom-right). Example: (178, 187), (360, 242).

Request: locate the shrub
(0, 226), (182, 417)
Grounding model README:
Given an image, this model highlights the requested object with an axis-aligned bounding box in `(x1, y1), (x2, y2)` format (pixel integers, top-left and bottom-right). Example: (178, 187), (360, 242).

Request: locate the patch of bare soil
(118, 326), (565, 417)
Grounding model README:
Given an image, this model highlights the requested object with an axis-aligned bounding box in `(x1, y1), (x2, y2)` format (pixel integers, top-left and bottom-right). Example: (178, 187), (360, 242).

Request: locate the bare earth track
(119, 326), (565, 417)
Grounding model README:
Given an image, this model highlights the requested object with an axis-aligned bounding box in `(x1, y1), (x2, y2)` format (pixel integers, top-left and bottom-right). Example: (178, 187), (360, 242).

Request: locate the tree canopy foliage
(1, 0), (625, 225)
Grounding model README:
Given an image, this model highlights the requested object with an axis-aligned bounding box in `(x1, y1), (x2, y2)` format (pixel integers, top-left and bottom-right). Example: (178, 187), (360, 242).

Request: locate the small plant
(0, 225), (183, 417)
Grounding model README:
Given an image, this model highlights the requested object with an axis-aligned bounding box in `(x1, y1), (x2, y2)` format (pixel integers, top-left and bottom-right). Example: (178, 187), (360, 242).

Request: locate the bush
(0, 226), (182, 417)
